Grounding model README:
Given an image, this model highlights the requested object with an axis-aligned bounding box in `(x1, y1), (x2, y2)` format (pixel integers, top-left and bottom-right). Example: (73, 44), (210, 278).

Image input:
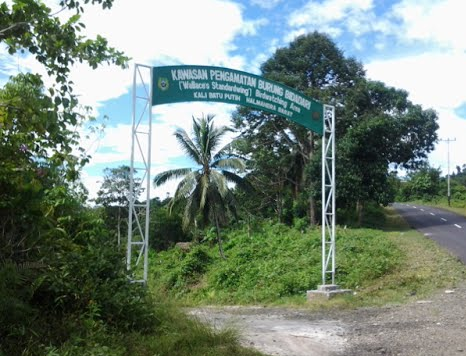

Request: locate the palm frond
(221, 170), (253, 192)
(166, 113), (249, 233)
(212, 140), (235, 161)
(207, 186), (227, 225)
(208, 125), (232, 157)
(192, 115), (203, 149)
(199, 174), (209, 210)
(211, 157), (246, 172)
(192, 114), (232, 162)
(210, 170), (229, 197)
(153, 168), (193, 187)
(192, 115), (214, 154)
(182, 197), (195, 230)
(172, 171), (198, 200)
(183, 181), (204, 228)
(174, 128), (202, 165)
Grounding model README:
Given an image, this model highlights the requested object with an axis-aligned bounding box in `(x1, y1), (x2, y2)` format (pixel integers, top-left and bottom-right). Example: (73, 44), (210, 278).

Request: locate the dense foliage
(396, 163), (466, 207)
(151, 221), (402, 304)
(0, 3), (158, 354)
(233, 32), (439, 226)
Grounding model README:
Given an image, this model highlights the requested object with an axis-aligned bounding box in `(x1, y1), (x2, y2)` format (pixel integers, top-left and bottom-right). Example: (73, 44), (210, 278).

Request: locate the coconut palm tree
(153, 114), (249, 258)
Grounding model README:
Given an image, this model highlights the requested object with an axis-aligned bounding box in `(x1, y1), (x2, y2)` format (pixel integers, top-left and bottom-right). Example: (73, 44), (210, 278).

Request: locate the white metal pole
(127, 64), (152, 283)
(143, 67), (154, 282)
(321, 111), (326, 285)
(447, 139), (450, 206)
(127, 65), (137, 270)
(330, 105), (336, 285)
(440, 138), (456, 207)
(321, 105), (336, 286)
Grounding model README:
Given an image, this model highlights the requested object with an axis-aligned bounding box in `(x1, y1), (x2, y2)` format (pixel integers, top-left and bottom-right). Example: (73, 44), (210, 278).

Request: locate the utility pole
(440, 138), (456, 206)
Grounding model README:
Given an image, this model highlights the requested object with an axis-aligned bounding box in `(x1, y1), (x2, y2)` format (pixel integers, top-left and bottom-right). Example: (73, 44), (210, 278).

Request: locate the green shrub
(337, 228), (401, 288)
(0, 188), (157, 356)
(157, 245), (212, 294)
(151, 222), (403, 304)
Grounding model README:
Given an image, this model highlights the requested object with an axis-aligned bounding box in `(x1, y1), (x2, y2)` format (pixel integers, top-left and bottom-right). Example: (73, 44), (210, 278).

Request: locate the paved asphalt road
(392, 203), (466, 263)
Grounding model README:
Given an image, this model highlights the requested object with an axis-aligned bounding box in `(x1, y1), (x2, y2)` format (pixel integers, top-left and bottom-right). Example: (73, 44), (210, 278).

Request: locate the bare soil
(188, 282), (466, 356)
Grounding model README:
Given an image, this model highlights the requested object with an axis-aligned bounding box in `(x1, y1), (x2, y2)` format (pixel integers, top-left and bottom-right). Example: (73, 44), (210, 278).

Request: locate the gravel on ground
(188, 282), (466, 356)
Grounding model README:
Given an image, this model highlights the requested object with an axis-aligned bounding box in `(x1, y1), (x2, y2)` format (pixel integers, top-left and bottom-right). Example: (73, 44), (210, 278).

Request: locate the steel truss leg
(127, 64), (153, 283)
(321, 105), (336, 285)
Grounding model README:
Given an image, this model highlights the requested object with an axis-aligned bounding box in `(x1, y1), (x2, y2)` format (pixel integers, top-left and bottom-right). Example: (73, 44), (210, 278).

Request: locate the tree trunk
(307, 132), (317, 226)
(213, 211), (226, 259)
(277, 192), (282, 223)
(276, 177), (284, 223)
(309, 194), (316, 226)
(356, 200), (363, 227)
(117, 206), (121, 246)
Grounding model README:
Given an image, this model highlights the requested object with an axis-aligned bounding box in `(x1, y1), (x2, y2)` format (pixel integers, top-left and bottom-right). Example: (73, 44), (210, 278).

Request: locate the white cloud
(82, 101), (239, 200)
(365, 51), (466, 110)
(427, 109), (466, 175)
(6, 0), (253, 111)
(69, 64), (130, 110)
(79, 0), (248, 67)
(0, 44), (18, 79)
(288, 0), (374, 37)
(240, 18), (269, 36)
(391, 0), (466, 51)
(80, 170), (104, 203)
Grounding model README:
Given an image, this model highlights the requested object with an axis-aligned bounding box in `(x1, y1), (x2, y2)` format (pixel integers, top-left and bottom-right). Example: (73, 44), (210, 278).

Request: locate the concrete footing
(307, 284), (352, 301)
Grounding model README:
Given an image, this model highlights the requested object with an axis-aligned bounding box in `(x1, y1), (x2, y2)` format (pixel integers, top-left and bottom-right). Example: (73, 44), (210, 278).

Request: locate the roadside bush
(151, 222), (403, 304)
(337, 228), (402, 288)
(0, 187), (157, 356)
(157, 245), (212, 294)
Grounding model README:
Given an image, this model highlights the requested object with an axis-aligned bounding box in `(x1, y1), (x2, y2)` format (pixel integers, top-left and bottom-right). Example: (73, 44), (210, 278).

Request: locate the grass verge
(150, 207), (466, 310)
(121, 301), (265, 356)
(332, 207), (466, 307)
(41, 298), (265, 356)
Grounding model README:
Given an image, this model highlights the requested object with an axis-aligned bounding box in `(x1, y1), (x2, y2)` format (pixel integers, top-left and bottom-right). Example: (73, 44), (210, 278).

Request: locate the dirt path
(188, 306), (347, 356)
(188, 282), (466, 356)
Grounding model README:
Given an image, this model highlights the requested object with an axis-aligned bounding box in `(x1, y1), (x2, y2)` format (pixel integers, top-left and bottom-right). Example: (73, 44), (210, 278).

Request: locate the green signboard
(152, 65), (323, 135)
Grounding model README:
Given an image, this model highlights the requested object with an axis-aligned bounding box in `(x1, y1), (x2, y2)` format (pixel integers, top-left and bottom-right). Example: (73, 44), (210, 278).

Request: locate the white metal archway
(126, 64), (152, 283)
(126, 64), (336, 288)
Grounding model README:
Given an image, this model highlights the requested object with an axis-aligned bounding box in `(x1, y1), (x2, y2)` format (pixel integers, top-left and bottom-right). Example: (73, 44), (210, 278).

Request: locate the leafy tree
(233, 32), (365, 225)
(234, 32), (438, 225)
(337, 80), (438, 222)
(1, 0), (128, 89)
(234, 135), (296, 224)
(0, 0), (129, 259)
(0, 0), (129, 204)
(149, 200), (189, 251)
(397, 166), (441, 201)
(452, 164), (466, 188)
(153, 114), (250, 259)
(0, 73), (86, 263)
(94, 165), (141, 245)
(0, 2), (153, 354)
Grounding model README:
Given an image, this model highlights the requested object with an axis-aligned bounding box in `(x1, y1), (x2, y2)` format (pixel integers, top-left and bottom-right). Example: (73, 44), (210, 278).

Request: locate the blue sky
(2, 0), (466, 200)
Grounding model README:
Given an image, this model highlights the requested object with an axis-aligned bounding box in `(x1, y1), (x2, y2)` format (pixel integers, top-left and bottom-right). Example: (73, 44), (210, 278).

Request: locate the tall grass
(150, 207), (466, 309)
(150, 220), (402, 306)
(40, 298), (265, 356)
(122, 301), (264, 356)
